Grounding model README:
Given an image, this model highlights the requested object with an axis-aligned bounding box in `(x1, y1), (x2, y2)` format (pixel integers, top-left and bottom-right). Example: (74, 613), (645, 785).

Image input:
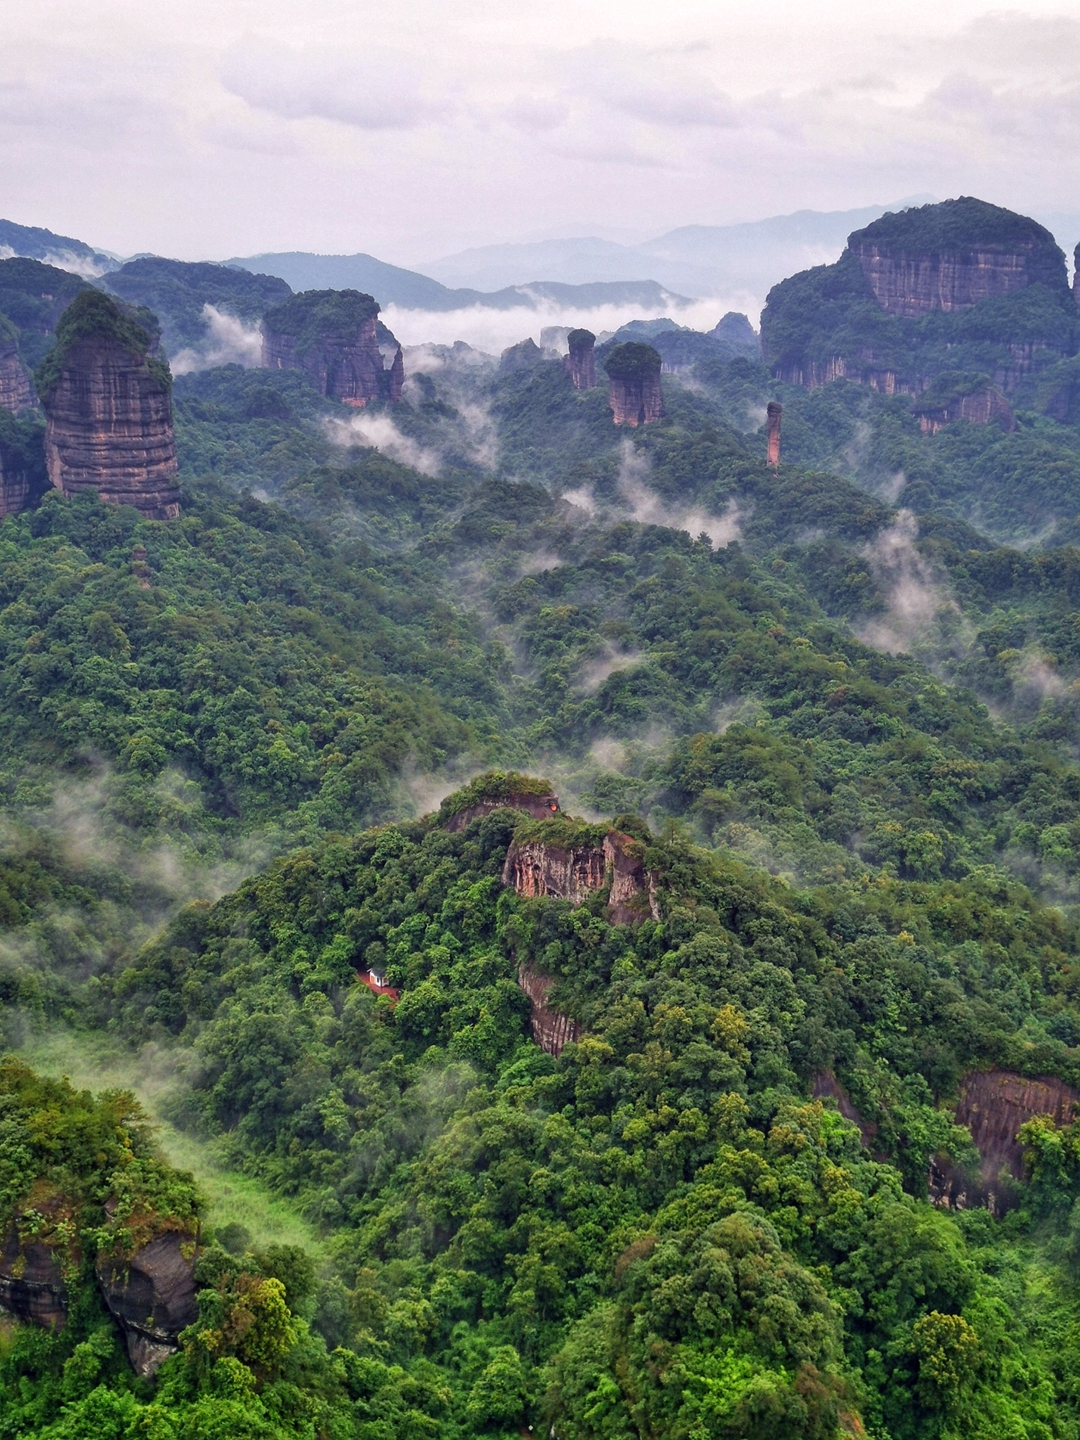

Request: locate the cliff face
(261, 289), (403, 406)
(608, 374), (663, 426)
(97, 1230), (200, 1376)
(0, 1196), (75, 1331)
(852, 242), (1044, 319)
(445, 788), (559, 833)
(605, 342), (663, 427)
(502, 827), (658, 922)
(912, 381), (1014, 435)
(38, 292), (180, 520)
(761, 198), (1074, 416)
(0, 325), (33, 413)
(564, 328), (596, 390)
(516, 964), (581, 1056)
(931, 1069), (1080, 1214)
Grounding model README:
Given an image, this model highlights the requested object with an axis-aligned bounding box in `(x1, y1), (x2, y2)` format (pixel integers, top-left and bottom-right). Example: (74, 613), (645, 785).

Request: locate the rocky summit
(36, 289), (180, 520)
(261, 287), (404, 405)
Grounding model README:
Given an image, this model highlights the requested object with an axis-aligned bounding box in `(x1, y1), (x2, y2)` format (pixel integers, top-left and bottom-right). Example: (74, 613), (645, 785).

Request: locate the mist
(326, 411), (443, 475)
(857, 510), (966, 658)
(383, 295), (753, 354)
(170, 305), (264, 374)
(616, 441), (742, 547)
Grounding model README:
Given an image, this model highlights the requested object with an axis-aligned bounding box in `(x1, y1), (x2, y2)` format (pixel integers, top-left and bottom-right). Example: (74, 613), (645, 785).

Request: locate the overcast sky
(2, 0), (1079, 265)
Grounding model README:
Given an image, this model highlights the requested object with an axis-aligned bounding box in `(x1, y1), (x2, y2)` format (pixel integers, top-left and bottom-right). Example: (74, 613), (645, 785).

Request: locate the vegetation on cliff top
(852, 196), (1067, 278)
(33, 290), (172, 403)
(603, 340), (662, 380)
(262, 287), (382, 359)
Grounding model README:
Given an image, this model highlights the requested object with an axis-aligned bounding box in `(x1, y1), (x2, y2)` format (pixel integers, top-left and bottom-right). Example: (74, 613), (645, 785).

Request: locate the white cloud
(326, 411), (443, 475)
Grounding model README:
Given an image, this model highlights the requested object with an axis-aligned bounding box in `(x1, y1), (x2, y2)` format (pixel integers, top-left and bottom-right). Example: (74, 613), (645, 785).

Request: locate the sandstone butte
(564, 327), (596, 390)
(261, 287), (404, 406)
(762, 196), (1077, 424)
(604, 340), (663, 427)
(37, 290), (181, 521)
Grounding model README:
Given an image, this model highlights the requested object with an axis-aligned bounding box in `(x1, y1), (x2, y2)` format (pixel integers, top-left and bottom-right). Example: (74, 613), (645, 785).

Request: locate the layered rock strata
(516, 965), (581, 1056)
(605, 341), (663, 426)
(766, 401), (782, 466)
(912, 383), (1014, 435)
(564, 328), (596, 390)
(502, 828), (658, 922)
(96, 1230), (200, 1376)
(445, 788), (559, 833)
(38, 292), (180, 520)
(0, 1212), (71, 1331)
(931, 1069), (1080, 1214)
(0, 322), (33, 414)
(261, 289), (403, 405)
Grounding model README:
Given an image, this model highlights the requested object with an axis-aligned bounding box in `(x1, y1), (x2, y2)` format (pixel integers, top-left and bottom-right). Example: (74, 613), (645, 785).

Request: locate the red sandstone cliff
(261, 289), (403, 406)
(39, 292), (180, 520)
(605, 342), (663, 427)
(502, 827), (658, 921)
(852, 241), (1046, 318)
(766, 401), (782, 466)
(0, 324), (33, 414)
(912, 382), (1014, 435)
(931, 1069), (1080, 1213)
(516, 964), (581, 1056)
(445, 788), (559, 832)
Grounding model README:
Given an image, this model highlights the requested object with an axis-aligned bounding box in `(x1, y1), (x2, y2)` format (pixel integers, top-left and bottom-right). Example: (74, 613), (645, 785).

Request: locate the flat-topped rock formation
(761, 198), (1075, 417)
(564, 328), (596, 389)
(37, 290), (180, 520)
(261, 288), (403, 405)
(604, 341), (663, 426)
(850, 199), (1068, 317)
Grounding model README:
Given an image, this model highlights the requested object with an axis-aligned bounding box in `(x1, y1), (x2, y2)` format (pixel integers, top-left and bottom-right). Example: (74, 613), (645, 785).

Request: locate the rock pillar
(564, 328), (596, 390)
(766, 401), (782, 467)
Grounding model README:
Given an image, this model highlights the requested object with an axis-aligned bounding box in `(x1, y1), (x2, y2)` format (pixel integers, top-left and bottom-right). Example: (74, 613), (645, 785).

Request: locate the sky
(2, 0), (1079, 266)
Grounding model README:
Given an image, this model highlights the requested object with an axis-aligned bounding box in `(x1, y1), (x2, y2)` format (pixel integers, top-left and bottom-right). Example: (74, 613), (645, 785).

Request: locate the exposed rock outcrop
(96, 1230), (199, 1376)
(766, 401), (782, 466)
(439, 773), (560, 832)
(851, 200), (1066, 317)
(37, 291), (180, 520)
(0, 320), (33, 414)
(911, 378), (1014, 434)
(564, 328), (596, 389)
(517, 964), (581, 1056)
(811, 1072), (879, 1150)
(262, 289), (403, 405)
(931, 1069), (1080, 1214)
(502, 825), (659, 922)
(762, 198), (1074, 409)
(605, 342), (663, 426)
(0, 1198), (74, 1331)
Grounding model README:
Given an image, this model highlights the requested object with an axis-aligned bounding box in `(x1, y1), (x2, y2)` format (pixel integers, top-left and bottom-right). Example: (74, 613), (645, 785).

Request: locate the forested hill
(5, 243), (1080, 1436)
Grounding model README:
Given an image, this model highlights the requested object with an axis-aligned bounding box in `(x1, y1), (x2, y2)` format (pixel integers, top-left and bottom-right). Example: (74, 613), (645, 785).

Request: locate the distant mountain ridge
(0, 218), (118, 277)
(225, 250), (690, 313)
(423, 201), (938, 298)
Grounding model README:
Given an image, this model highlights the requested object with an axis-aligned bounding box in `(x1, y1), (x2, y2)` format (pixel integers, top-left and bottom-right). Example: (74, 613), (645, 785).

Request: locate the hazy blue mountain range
(423, 200), (938, 296)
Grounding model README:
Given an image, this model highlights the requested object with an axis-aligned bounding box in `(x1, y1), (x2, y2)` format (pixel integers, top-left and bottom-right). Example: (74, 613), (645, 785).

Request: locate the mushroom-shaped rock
(97, 1230), (199, 1377)
(36, 290), (180, 520)
(605, 341), (663, 426)
(564, 328), (596, 390)
(261, 289), (403, 406)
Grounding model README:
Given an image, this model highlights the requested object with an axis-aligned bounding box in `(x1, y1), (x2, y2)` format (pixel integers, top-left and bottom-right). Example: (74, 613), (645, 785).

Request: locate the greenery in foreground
(4, 276), (1080, 1435)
